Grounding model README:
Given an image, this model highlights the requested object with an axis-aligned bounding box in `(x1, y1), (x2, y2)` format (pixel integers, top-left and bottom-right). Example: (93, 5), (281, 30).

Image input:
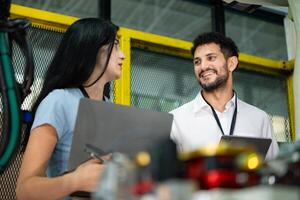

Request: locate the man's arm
(170, 119), (184, 152)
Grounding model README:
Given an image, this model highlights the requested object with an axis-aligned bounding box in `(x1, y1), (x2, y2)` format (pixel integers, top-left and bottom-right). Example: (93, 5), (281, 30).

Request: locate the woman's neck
(83, 79), (106, 100)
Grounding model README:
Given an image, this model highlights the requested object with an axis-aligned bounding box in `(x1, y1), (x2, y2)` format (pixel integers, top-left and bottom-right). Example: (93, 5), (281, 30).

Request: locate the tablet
(220, 135), (272, 158)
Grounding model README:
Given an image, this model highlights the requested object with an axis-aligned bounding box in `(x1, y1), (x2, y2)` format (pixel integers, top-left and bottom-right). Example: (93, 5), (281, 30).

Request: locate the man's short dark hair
(191, 32), (239, 59)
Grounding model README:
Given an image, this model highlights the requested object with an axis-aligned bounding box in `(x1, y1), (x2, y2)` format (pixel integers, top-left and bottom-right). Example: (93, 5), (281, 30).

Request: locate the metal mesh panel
(130, 48), (291, 142)
(131, 48), (198, 112)
(14, 27), (63, 110)
(225, 10), (287, 60)
(0, 26), (63, 200)
(234, 69), (291, 142)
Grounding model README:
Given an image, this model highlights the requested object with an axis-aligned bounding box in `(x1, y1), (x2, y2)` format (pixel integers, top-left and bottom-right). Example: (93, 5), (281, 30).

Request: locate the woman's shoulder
(40, 88), (82, 108)
(33, 88), (83, 139)
(46, 88), (82, 101)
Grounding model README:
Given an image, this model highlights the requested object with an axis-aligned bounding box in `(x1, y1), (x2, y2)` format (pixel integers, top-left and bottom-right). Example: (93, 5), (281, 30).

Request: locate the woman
(16, 18), (125, 199)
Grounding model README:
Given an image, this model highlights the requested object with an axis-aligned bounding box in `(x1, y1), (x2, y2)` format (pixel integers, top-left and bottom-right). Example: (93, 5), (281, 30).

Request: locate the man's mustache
(200, 68), (217, 78)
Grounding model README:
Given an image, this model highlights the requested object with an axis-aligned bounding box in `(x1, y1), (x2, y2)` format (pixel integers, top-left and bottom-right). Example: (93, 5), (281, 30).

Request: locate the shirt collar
(192, 91), (237, 114)
(225, 93), (236, 111)
(192, 92), (209, 114)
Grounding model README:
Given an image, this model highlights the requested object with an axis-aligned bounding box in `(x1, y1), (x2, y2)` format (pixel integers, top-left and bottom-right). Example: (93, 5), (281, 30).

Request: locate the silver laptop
(68, 98), (173, 170)
(220, 135), (272, 158)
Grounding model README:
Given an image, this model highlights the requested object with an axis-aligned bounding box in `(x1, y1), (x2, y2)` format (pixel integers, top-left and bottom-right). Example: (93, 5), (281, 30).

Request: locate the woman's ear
(227, 56), (238, 72)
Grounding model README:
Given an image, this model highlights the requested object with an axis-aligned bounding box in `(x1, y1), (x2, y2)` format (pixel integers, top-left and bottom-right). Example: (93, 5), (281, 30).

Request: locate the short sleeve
(263, 112), (279, 161)
(31, 91), (67, 140)
(169, 111), (184, 152)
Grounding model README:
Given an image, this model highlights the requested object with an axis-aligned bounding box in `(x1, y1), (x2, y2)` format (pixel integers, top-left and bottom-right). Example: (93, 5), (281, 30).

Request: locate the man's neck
(202, 87), (234, 112)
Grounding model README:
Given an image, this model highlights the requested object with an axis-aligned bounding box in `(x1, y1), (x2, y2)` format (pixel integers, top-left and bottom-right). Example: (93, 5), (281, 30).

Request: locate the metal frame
(211, 0), (225, 34)
(10, 4), (76, 32)
(9, 4), (295, 141)
(187, 0), (285, 25)
(287, 75), (295, 141)
(288, 0), (300, 141)
(98, 0), (111, 20)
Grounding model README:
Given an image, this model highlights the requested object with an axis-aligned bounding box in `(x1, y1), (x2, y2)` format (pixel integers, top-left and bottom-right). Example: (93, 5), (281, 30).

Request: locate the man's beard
(199, 67), (229, 91)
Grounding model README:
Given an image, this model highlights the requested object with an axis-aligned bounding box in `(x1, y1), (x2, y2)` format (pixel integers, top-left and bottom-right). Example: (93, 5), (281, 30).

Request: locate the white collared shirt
(170, 92), (279, 160)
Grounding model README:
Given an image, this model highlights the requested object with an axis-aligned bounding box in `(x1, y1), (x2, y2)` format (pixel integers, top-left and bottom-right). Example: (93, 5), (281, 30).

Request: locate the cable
(0, 0), (34, 173)
(0, 32), (21, 172)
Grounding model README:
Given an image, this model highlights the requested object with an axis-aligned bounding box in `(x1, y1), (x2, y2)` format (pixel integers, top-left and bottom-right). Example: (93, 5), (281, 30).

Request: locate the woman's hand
(71, 159), (106, 192)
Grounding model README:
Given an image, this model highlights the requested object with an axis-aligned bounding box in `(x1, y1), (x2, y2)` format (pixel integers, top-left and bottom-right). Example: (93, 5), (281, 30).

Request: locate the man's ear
(227, 56), (238, 72)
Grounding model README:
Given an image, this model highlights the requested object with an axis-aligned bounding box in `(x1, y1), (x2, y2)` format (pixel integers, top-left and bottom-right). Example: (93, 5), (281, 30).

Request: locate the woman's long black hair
(23, 18), (118, 148)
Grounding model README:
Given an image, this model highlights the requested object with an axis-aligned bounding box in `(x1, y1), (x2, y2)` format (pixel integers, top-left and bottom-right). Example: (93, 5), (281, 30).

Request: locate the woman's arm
(16, 124), (105, 200)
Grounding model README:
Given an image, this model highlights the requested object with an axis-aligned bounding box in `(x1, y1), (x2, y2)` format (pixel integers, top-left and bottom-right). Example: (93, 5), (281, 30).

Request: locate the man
(170, 32), (279, 160)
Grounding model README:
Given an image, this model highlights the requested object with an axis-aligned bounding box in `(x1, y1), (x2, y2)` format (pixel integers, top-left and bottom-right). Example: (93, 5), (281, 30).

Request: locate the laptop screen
(68, 98), (173, 170)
